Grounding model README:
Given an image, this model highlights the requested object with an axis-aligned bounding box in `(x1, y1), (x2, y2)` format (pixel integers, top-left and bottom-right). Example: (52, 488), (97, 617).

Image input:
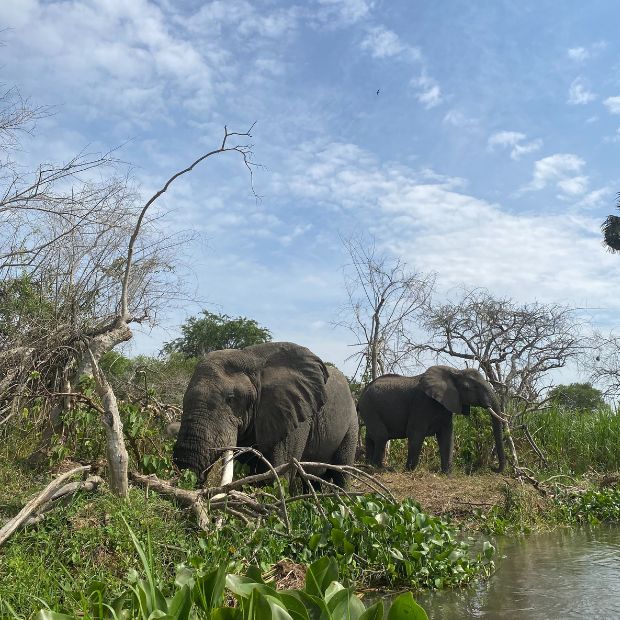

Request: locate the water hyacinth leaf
(285, 589), (331, 620)
(324, 581), (345, 603)
(308, 533), (323, 551)
(326, 588), (366, 620)
(226, 574), (277, 599)
(304, 557), (339, 598)
(245, 565), (265, 583)
(482, 541), (495, 559)
(276, 593), (312, 620)
(358, 601), (384, 620)
(375, 513), (389, 526)
(263, 594), (297, 620)
(211, 608), (243, 620)
(386, 593), (429, 620)
(175, 566), (195, 589)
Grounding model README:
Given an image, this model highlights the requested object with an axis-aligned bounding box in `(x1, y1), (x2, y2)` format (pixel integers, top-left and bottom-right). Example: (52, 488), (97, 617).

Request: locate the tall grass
(520, 404), (620, 474)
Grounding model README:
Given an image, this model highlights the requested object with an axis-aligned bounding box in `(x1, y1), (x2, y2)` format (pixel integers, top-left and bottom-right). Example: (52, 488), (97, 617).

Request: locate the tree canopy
(548, 383), (606, 412)
(162, 311), (272, 358)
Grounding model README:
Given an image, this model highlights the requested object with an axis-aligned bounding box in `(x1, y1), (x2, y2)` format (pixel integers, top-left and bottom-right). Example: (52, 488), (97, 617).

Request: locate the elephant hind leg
(324, 423), (358, 488)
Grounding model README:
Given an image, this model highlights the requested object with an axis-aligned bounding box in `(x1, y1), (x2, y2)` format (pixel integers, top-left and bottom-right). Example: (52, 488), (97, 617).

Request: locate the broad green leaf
(386, 593), (428, 620)
(34, 613), (76, 620)
(276, 593), (311, 620)
(324, 582), (345, 604)
(285, 590), (332, 620)
(211, 608), (243, 620)
(167, 585), (192, 620)
(358, 601), (384, 620)
(304, 557), (338, 598)
(326, 589), (365, 620)
(226, 574), (277, 599)
(174, 566), (195, 589)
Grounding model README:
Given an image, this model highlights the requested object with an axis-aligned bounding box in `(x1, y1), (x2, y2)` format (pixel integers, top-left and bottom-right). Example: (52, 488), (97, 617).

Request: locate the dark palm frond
(602, 193), (620, 253)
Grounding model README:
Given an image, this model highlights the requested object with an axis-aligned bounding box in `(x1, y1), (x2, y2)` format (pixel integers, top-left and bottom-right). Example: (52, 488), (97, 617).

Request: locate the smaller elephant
(358, 366), (506, 473)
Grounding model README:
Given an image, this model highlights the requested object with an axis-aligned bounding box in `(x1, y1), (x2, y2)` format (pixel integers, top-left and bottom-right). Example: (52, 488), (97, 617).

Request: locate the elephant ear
(249, 342), (329, 450)
(417, 365), (462, 413)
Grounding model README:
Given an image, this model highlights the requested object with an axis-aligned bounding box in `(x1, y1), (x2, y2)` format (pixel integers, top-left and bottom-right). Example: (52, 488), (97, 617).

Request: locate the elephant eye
(225, 391), (235, 402)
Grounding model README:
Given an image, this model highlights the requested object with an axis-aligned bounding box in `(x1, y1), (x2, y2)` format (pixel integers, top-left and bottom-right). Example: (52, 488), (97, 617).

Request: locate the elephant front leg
(437, 417), (454, 474)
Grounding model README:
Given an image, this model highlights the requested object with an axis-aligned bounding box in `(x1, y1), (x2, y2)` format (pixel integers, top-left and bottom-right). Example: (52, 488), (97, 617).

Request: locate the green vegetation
(547, 383), (607, 412)
(17, 524), (429, 620)
(0, 468), (488, 617)
(162, 311), (272, 358)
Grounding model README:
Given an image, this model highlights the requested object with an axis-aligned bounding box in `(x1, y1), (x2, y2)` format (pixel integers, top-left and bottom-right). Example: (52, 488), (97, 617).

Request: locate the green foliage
(547, 383), (607, 412)
(554, 487), (620, 525)
(0, 479), (489, 617)
(99, 351), (198, 405)
(0, 274), (55, 346)
(9, 519), (429, 620)
(292, 495), (494, 589)
(162, 311), (272, 358)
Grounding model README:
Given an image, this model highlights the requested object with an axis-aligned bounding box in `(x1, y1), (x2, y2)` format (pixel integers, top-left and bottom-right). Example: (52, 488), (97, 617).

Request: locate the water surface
(416, 525), (620, 619)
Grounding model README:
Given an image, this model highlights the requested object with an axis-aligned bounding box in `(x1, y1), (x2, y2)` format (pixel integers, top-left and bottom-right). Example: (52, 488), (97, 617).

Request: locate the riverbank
(355, 468), (620, 533)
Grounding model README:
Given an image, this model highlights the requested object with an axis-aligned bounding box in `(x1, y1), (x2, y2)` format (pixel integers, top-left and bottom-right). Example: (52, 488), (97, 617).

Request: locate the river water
(416, 525), (620, 619)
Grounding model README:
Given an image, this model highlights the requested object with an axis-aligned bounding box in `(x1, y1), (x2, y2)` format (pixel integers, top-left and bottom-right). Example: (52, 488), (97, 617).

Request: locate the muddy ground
(352, 469), (527, 523)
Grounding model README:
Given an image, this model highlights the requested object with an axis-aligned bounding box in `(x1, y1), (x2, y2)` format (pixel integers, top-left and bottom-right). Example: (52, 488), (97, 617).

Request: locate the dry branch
(130, 455), (393, 531)
(0, 465), (90, 547)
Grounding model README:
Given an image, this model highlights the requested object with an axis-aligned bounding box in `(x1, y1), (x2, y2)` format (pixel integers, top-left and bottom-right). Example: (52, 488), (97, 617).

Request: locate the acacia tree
(418, 288), (586, 414)
(162, 311), (272, 358)
(338, 236), (435, 382)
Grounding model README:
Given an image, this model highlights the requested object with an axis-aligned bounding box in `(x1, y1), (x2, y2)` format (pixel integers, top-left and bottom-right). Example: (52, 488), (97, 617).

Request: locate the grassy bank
(2, 403), (620, 617)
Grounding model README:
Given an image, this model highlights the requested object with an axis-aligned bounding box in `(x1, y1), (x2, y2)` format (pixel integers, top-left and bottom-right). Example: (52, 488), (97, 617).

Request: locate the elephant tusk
(211, 450), (235, 503)
(219, 449), (235, 486)
(489, 408), (509, 424)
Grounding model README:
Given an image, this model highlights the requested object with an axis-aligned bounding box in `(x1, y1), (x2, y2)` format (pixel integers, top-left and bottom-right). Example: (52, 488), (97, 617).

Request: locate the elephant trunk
(489, 406), (506, 473)
(173, 417), (237, 482)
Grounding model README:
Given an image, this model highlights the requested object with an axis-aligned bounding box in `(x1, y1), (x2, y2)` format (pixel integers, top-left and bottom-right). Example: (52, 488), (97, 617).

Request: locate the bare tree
(589, 332), (620, 398)
(602, 192), (620, 252)
(338, 236), (435, 382)
(0, 85), (258, 495)
(418, 288), (586, 414)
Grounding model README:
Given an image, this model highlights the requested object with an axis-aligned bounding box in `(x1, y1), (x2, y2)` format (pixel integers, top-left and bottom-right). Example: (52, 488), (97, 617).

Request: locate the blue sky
(2, 0), (620, 376)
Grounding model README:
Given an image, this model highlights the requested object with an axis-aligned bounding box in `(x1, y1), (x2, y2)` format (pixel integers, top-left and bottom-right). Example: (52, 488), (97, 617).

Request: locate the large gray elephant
(173, 342), (358, 487)
(358, 366), (506, 473)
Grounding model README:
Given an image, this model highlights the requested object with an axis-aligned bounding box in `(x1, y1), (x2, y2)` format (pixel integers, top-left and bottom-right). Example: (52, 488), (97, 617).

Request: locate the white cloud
(567, 77), (596, 105)
(527, 153), (588, 195)
(411, 72), (442, 108)
(279, 141), (620, 310)
(488, 131), (542, 160)
(568, 47), (590, 62)
(315, 0), (374, 25)
(604, 96), (620, 114)
(567, 41), (607, 62)
(361, 26), (420, 60)
(443, 110), (477, 128)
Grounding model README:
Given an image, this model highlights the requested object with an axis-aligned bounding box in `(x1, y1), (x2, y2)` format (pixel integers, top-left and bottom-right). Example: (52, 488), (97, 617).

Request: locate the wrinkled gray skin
(358, 365), (506, 474)
(173, 342), (358, 487)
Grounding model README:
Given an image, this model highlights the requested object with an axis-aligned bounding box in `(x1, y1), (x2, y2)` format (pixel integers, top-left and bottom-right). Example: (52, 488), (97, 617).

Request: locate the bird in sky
(376, 89), (380, 95)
